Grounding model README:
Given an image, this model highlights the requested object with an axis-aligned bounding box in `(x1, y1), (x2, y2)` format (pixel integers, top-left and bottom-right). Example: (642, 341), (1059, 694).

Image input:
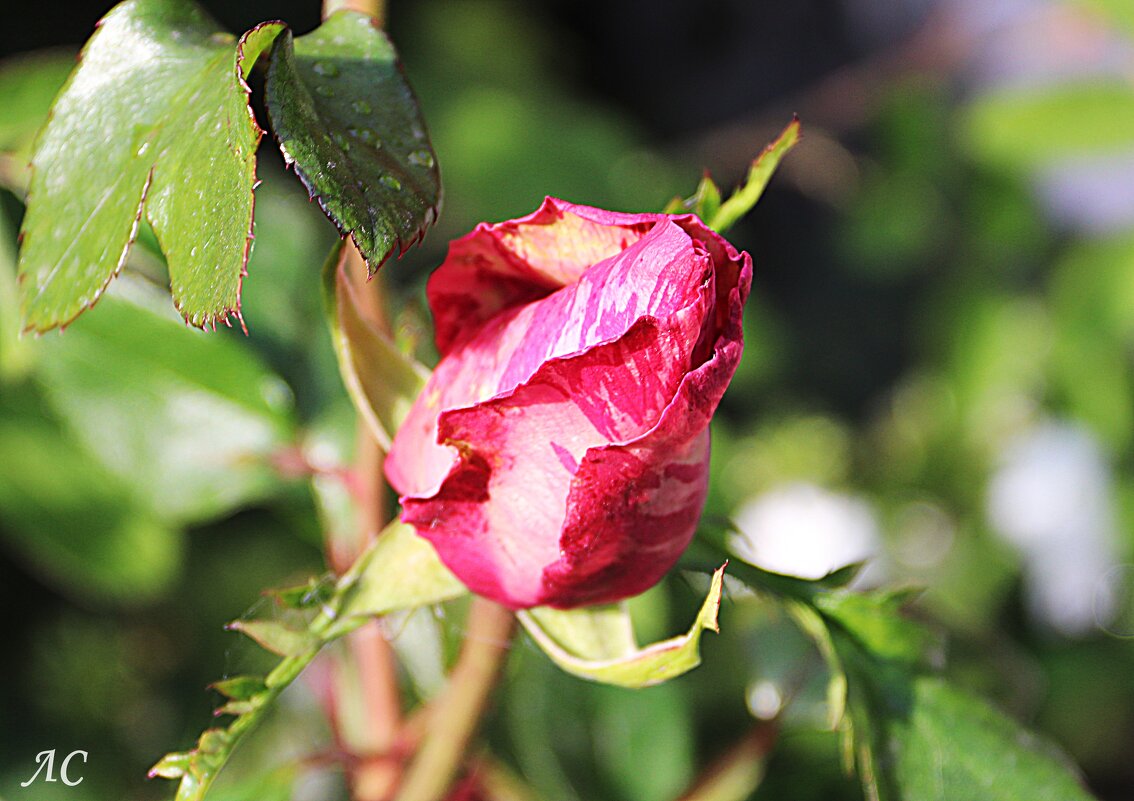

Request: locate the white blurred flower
(731, 483), (883, 582)
(987, 421), (1121, 636)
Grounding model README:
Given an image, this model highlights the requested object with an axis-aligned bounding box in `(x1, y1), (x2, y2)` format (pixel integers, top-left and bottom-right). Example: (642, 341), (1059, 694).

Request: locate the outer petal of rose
(387, 220), (714, 499)
(400, 307), (713, 607)
(538, 250), (751, 607)
(427, 197), (661, 354)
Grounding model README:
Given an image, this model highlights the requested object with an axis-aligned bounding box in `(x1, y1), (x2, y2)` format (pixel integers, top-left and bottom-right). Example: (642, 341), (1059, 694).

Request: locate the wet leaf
(17, 0), (284, 331)
(518, 565), (725, 688)
(265, 10), (441, 273)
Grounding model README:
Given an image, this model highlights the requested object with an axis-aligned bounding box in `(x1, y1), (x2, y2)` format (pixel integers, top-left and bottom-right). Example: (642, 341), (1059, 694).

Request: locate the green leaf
(834, 648), (1101, 801)
(331, 519), (467, 634)
(517, 565), (726, 688)
(265, 10), (441, 274)
(150, 751), (193, 779)
(795, 586), (1091, 801)
(961, 81), (1134, 172)
(709, 118), (800, 233)
(211, 675), (269, 701)
(228, 619), (319, 658)
(321, 240), (430, 449)
(33, 294), (294, 526)
(152, 518), (466, 800)
(17, 0), (284, 332)
(884, 676), (1098, 801)
(812, 588), (935, 668)
(0, 383), (182, 602)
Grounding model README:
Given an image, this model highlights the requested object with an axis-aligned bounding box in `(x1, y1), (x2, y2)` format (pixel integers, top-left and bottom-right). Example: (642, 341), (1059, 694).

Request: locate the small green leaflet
(18, 0), (282, 332)
(152, 518), (465, 801)
(666, 117), (800, 233)
(518, 565), (726, 688)
(329, 519), (467, 637)
(266, 11), (441, 274)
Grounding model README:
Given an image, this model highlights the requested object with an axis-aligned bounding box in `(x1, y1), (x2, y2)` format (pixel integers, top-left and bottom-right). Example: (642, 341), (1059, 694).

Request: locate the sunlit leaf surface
(17, 0), (282, 331)
(266, 10), (441, 273)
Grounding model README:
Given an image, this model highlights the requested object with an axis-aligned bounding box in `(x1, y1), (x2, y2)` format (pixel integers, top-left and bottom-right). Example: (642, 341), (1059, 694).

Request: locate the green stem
(394, 599), (517, 801)
(317, 6), (398, 799)
(673, 722), (779, 801)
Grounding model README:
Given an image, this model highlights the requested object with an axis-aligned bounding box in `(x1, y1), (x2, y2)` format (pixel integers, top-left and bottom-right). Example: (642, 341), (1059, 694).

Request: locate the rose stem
(671, 722), (780, 801)
(393, 598), (517, 801)
(316, 2), (398, 799)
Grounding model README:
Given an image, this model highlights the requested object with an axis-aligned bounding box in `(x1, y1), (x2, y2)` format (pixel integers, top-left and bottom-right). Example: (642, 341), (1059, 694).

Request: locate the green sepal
(710, 117), (800, 232)
(266, 574), (337, 611)
(321, 240), (431, 450)
(518, 564), (726, 688)
(665, 173), (722, 222)
(667, 118), (800, 233)
(329, 519), (468, 637)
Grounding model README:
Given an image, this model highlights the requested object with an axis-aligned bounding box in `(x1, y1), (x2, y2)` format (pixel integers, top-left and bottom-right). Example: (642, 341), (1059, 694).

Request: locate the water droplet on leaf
(408, 150), (435, 169)
(348, 128), (380, 147)
(312, 61), (339, 77)
(351, 99), (372, 115)
(380, 174), (402, 191)
(315, 85), (335, 98)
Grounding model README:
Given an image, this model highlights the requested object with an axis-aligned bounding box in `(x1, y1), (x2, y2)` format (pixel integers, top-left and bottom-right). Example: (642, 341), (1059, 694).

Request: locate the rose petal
(428, 198), (656, 354)
(387, 218), (713, 498)
(387, 199), (753, 608)
(402, 309), (713, 606)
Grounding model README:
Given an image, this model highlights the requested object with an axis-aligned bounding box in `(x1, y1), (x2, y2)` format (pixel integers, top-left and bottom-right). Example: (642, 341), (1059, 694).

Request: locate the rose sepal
(665, 117), (800, 232)
(517, 564), (726, 688)
(321, 239), (431, 450)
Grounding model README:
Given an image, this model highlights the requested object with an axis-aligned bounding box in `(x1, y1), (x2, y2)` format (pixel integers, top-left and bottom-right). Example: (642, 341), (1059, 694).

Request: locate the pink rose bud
(385, 198), (752, 609)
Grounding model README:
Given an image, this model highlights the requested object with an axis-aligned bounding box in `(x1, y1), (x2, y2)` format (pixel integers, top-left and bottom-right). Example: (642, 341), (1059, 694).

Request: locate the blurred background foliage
(2, 0), (1134, 799)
